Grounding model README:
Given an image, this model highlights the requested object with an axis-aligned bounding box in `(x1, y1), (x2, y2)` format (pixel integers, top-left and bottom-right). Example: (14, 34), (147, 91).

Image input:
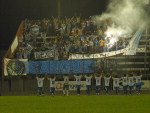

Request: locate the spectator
(74, 74), (82, 95)
(128, 73), (134, 95)
(63, 75), (69, 96)
(112, 75), (120, 95)
(121, 74), (128, 95)
(36, 74), (45, 95)
(84, 74), (92, 95)
(104, 74), (111, 95)
(48, 75), (56, 95)
(94, 73), (102, 95)
(134, 71), (142, 94)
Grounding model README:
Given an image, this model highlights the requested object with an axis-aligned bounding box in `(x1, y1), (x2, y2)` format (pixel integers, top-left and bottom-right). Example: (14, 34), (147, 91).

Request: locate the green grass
(0, 95), (150, 113)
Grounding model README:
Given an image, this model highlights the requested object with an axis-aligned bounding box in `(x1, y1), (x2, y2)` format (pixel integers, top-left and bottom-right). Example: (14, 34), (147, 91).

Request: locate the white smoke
(92, 0), (148, 47)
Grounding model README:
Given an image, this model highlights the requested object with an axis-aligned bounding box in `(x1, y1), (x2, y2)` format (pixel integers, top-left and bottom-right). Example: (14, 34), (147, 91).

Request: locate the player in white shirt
(94, 73), (102, 95)
(84, 74), (92, 95)
(74, 74), (82, 95)
(104, 74), (111, 95)
(134, 72), (142, 94)
(128, 74), (134, 95)
(121, 74), (128, 95)
(48, 75), (56, 95)
(112, 75), (120, 95)
(36, 74), (45, 95)
(63, 75), (69, 96)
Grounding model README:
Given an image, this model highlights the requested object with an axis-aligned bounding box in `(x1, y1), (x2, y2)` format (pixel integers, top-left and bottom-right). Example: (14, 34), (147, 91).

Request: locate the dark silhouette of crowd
(14, 17), (129, 60)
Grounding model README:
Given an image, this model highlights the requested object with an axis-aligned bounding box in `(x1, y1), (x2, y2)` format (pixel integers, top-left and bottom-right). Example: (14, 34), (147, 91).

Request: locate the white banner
(34, 50), (54, 59)
(136, 48), (146, 52)
(123, 48), (146, 55)
(123, 48), (136, 55)
(69, 48), (145, 60)
(69, 49), (124, 60)
(55, 81), (86, 91)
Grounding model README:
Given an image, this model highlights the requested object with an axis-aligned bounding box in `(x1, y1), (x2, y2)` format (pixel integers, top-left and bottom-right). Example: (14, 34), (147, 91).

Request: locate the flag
(3, 58), (28, 76)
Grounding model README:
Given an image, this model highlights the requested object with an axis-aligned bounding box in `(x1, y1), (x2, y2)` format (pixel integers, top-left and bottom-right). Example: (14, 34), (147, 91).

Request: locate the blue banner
(27, 60), (94, 74)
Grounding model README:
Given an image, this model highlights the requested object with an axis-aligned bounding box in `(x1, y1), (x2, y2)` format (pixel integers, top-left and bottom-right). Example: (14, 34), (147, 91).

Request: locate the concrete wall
(0, 77), (150, 95)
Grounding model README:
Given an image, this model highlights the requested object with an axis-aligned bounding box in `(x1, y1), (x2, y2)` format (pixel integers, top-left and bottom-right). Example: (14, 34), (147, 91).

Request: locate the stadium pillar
(144, 27), (148, 78)
(57, 0), (61, 18)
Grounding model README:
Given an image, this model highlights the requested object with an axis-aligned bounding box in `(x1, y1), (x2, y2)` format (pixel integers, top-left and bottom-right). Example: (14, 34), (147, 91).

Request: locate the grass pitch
(0, 95), (150, 113)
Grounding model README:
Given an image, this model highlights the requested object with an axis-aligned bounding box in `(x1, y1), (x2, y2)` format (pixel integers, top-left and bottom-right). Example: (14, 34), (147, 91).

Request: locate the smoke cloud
(92, 0), (148, 38)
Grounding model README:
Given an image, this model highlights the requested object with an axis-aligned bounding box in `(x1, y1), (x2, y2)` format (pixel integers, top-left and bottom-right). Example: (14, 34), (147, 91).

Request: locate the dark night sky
(0, 0), (109, 50)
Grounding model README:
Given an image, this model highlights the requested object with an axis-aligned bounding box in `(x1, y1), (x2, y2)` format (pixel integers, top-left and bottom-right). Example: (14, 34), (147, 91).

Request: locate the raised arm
(109, 76), (111, 79)
(45, 73), (48, 78)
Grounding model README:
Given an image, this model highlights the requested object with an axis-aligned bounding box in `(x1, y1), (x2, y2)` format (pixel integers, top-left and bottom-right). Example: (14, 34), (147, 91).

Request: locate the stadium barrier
(1, 79), (150, 95)
(55, 81), (86, 91)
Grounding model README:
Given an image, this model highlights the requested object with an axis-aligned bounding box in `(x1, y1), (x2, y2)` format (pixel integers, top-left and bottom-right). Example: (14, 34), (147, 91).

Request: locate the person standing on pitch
(134, 71), (142, 94)
(48, 74), (56, 96)
(74, 74), (82, 95)
(36, 74), (45, 95)
(112, 75), (120, 95)
(104, 74), (111, 95)
(84, 74), (92, 95)
(63, 74), (69, 96)
(128, 73), (134, 95)
(94, 72), (102, 95)
(121, 74), (128, 95)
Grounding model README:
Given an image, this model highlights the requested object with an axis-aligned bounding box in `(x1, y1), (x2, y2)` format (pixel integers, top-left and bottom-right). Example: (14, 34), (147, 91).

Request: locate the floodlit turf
(0, 95), (150, 113)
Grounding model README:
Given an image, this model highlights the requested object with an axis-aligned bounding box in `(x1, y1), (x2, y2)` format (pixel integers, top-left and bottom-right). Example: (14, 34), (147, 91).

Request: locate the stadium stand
(1, 17), (150, 95)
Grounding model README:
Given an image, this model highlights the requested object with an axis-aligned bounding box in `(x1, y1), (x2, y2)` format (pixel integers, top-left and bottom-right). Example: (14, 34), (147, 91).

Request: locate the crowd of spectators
(14, 17), (130, 60)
